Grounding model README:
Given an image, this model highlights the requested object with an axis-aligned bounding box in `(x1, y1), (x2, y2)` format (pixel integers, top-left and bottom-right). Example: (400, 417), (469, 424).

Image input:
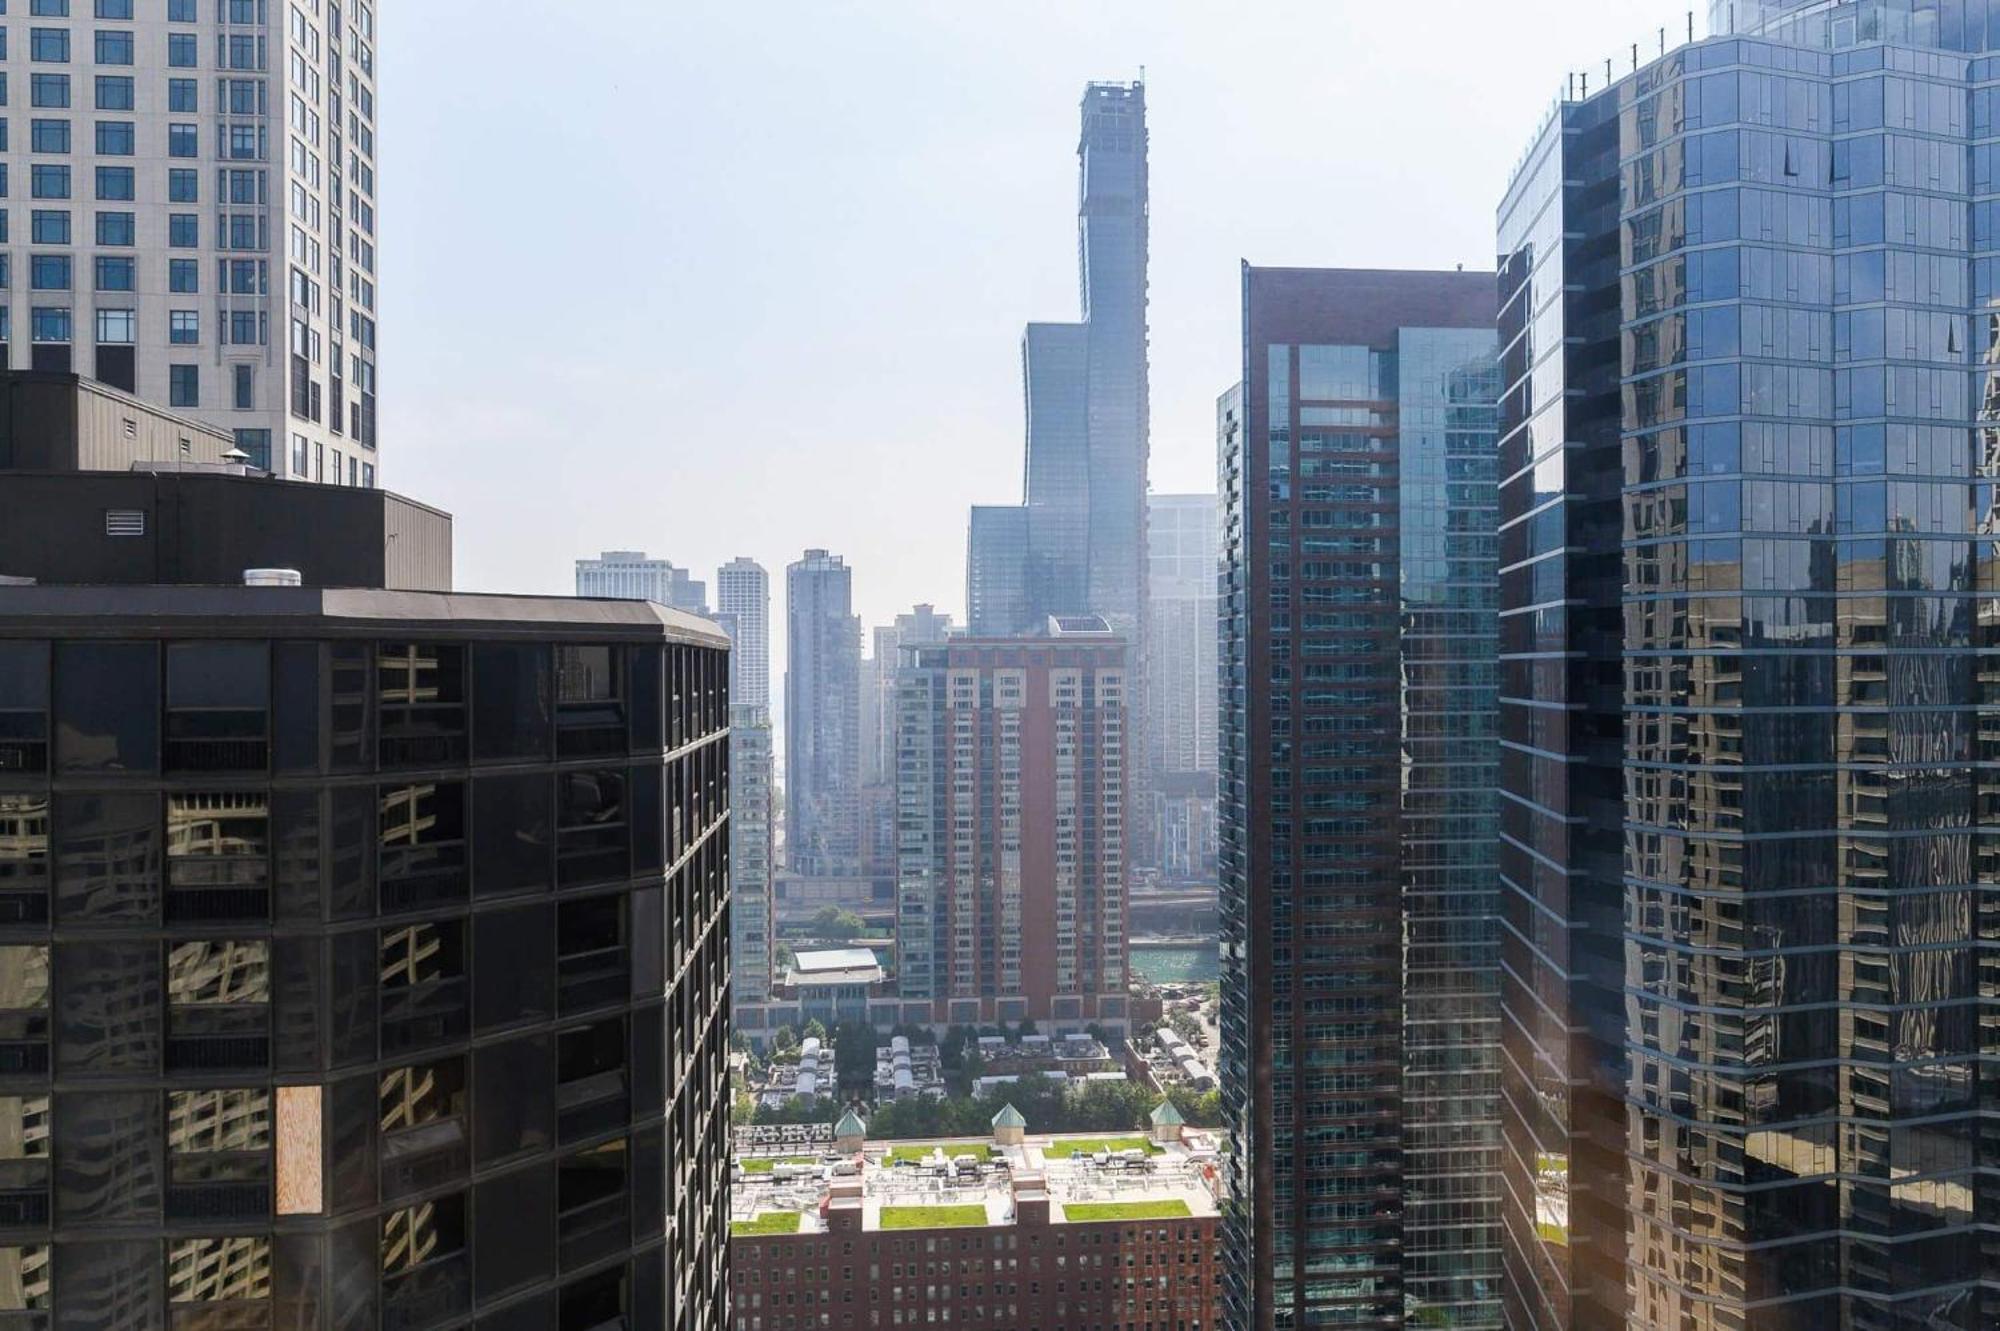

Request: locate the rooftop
(731, 1131), (1221, 1238)
(789, 948), (885, 986)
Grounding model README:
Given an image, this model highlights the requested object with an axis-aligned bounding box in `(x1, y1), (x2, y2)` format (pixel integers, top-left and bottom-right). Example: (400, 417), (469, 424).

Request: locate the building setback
(0, 0), (380, 481)
(895, 620), (1128, 1027)
(786, 550), (862, 879)
(575, 552), (710, 616)
(1496, 3), (2000, 1327)
(1218, 267), (1501, 1330)
(0, 409), (734, 1331)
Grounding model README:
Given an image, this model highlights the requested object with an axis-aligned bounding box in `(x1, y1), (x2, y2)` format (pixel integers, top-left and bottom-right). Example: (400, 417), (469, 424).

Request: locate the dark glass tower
(1499, 6), (2000, 1326)
(783, 549), (861, 879)
(1219, 267), (1500, 1331)
(0, 404), (733, 1331)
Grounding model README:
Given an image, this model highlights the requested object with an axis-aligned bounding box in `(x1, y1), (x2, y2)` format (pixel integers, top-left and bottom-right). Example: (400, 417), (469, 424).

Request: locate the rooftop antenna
(1633, 42), (1639, 70)
(1690, 11), (1697, 43)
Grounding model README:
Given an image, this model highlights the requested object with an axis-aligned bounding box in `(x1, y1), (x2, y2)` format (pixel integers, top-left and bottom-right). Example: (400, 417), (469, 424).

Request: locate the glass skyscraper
(1219, 266), (1500, 1331)
(1499, 3), (2000, 1325)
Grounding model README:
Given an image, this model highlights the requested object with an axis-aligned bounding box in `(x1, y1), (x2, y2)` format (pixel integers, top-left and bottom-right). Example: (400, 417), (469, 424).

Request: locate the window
(166, 1091), (271, 1222)
(94, 209), (130, 245)
(233, 363), (253, 409)
(169, 363), (197, 406)
(93, 255), (131, 291)
(168, 167), (197, 202)
(29, 210), (64, 244)
(27, 119), (64, 153)
(167, 32), (195, 67)
(169, 257), (197, 291)
(232, 427), (268, 469)
(28, 29), (66, 63)
(53, 642), (154, 771)
(228, 258), (258, 293)
(92, 30), (130, 65)
(93, 165), (132, 200)
(28, 74), (65, 108)
(557, 770), (627, 888)
(28, 256), (67, 292)
(227, 309), (259, 345)
(166, 642), (267, 772)
(228, 124), (256, 159)
(167, 77), (195, 112)
(93, 307), (131, 343)
(0, 643), (51, 777)
(93, 119), (130, 155)
(165, 795), (269, 921)
(168, 212), (196, 247)
(168, 0), (194, 19)
(28, 307), (67, 343)
(169, 310), (196, 343)
(167, 122), (195, 157)
(93, 74), (131, 109)
(94, 0), (133, 16)
(225, 33), (255, 69)
(30, 1), (71, 16)
(27, 165), (64, 199)
(226, 213), (255, 248)
(165, 939), (270, 1070)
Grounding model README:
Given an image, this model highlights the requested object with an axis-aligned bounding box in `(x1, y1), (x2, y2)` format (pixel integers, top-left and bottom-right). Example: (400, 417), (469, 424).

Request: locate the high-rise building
(785, 550), (862, 878)
(729, 702), (776, 1015)
(0, 387), (734, 1330)
(1146, 492), (1219, 879)
(715, 557), (771, 711)
(1494, 7), (2000, 1328)
(859, 607), (954, 896)
(895, 618), (1128, 1027)
(0, 0), (380, 481)
(1218, 267), (1501, 1330)
(965, 80), (1149, 644)
(574, 552), (709, 615)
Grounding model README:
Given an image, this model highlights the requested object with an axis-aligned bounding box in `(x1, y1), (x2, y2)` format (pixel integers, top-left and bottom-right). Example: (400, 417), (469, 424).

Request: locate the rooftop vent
(243, 568), (302, 588)
(104, 509), (145, 537)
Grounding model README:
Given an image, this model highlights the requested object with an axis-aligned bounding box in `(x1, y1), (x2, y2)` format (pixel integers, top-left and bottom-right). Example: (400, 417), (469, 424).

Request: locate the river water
(1130, 941), (1220, 984)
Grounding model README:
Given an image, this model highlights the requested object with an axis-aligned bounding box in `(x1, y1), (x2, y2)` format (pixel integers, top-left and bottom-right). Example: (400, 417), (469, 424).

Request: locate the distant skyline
(381, 0), (1706, 689)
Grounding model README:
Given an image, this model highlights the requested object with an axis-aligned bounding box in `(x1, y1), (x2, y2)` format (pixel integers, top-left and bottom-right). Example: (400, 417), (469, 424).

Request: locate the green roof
(835, 1108), (868, 1138)
(991, 1103), (1027, 1129)
(1149, 1099), (1185, 1126)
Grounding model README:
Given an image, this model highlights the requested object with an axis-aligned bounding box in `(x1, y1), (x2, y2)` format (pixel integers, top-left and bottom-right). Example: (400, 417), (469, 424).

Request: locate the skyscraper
(574, 552), (709, 615)
(0, 389), (734, 1330)
(1218, 267), (1500, 1330)
(729, 702), (776, 1015)
(785, 549), (861, 878)
(0, 0), (379, 481)
(895, 618), (1128, 1026)
(965, 80), (1150, 642)
(1146, 492), (1220, 878)
(1496, 5), (2000, 1326)
(715, 557), (771, 710)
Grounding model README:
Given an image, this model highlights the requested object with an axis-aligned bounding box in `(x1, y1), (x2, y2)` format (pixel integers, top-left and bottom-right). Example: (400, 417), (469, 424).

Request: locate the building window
(94, 209), (131, 245)
(167, 122), (195, 157)
(93, 255), (132, 292)
(94, 119), (131, 155)
(169, 257), (197, 292)
(30, 1), (72, 17)
(167, 77), (196, 113)
(29, 307), (68, 343)
(92, 30), (131, 65)
(228, 124), (256, 160)
(29, 210), (65, 245)
(94, 308), (132, 344)
(94, 166), (132, 200)
(95, 0), (135, 17)
(27, 75), (66, 109)
(167, 32), (196, 67)
(168, 212), (196, 247)
(233, 362), (253, 409)
(228, 259), (259, 294)
(27, 119), (65, 154)
(94, 74), (132, 110)
(28, 256), (67, 292)
(170, 363), (198, 406)
(168, 167), (197, 202)
(28, 30), (67, 64)
(169, 310), (197, 343)
(232, 427), (269, 469)
(226, 213), (256, 249)
(290, 433), (307, 477)
(27, 165), (64, 199)
(168, 0), (194, 19)
(226, 310), (260, 346)
(225, 33), (256, 70)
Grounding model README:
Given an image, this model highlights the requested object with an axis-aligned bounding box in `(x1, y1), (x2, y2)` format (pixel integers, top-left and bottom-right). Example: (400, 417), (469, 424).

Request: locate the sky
(381, 0), (1708, 701)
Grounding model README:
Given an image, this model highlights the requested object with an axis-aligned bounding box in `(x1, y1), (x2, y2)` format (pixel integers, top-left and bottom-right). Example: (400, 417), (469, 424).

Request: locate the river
(1130, 940), (1220, 984)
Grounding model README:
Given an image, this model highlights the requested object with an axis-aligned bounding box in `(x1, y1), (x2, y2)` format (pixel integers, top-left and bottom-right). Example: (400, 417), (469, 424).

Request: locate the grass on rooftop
(878, 1204), (989, 1230)
(883, 1142), (994, 1166)
(1061, 1199), (1193, 1222)
(739, 1156), (816, 1174)
(1042, 1137), (1164, 1159)
(732, 1212), (803, 1237)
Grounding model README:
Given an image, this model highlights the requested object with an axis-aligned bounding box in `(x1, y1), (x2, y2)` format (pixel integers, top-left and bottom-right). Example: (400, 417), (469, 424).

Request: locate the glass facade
(1499, 8), (2000, 1326)
(784, 550), (862, 879)
(1220, 267), (1499, 1331)
(0, 615), (732, 1330)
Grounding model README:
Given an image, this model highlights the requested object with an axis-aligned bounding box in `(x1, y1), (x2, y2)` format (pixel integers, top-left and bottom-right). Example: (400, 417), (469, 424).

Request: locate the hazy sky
(382, 0), (1705, 686)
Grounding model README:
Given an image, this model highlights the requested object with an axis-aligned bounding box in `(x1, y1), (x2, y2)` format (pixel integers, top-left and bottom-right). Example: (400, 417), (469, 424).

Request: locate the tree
(771, 1025), (797, 1055)
(1163, 1084), (1224, 1128)
(809, 906), (867, 940)
(835, 1022), (876, 1092)
(802, 1018), (828, 1045)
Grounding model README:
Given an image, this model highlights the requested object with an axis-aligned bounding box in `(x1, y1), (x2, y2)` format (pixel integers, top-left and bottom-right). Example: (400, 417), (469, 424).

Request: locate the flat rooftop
(731, 1132), (1222, 1237)
(789, 947), (884, 986)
